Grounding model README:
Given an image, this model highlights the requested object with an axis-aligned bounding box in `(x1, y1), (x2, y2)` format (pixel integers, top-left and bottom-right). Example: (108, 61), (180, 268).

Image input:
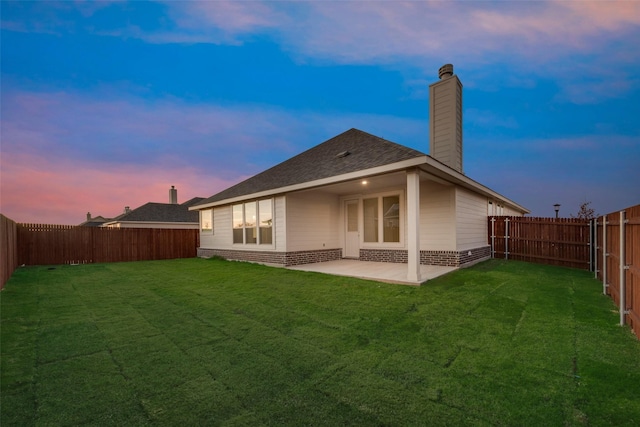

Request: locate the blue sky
(1, 0), (639, 224)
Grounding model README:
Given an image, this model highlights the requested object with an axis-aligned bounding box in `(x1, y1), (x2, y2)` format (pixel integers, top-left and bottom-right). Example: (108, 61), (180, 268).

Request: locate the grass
(1, 258), (639, 426)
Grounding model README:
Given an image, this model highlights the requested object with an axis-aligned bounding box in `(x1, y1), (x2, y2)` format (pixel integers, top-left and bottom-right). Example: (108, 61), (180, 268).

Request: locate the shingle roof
(116, 200), (203, 223)
(78, 216), (113, 227)
(196, 128), (425, 206)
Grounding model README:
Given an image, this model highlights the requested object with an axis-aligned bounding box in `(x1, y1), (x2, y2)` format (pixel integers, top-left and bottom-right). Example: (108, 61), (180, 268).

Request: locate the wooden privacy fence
(1, 214), (19, 289)
(595, 204), (640, 339)
(489, 216), (591, 270)
(17, 224), (199, 266)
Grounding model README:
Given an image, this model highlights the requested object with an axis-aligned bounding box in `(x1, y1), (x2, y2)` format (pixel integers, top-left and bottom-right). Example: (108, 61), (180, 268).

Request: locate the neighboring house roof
(107, 199), (204, 224)
(79, 215), (113, 227)
(196, 128), (424, 206)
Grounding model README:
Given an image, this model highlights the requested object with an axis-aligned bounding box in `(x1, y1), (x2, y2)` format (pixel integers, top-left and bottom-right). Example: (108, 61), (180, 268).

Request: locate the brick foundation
(420, 250), (459, 267)
(360, 249), (408, 263)
(197, 248), (341, 267)
(357, 246), (491, 267)
(198, 246), (489, 268)
(458, 245), (491, 267)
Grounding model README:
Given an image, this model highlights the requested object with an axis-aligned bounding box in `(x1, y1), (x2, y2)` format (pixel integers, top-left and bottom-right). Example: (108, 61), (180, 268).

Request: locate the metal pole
(619, 210), (626, 326)
(593, 218), (598, 279)
(589, 220), (593, 271)
(602, 215), (607, 295)
(491, 217), (496, 258)
(505, 218), (510, 260)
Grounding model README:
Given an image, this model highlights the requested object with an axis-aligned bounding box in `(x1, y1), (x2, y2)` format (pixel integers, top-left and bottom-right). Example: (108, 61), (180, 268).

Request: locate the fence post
(504, 217), (510, 260)
(588, 219), (593, 272)
(602, 214), (608, 295)
(593, 218), (598, 278)
(619, 210), (627, 326)
(490, 217), (496, 258)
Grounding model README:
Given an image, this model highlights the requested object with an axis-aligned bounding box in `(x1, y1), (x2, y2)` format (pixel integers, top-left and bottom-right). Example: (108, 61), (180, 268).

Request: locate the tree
(571, 201), (597, 220)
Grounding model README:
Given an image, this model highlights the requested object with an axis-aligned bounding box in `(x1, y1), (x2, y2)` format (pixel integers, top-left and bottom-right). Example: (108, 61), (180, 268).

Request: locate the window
(259, 199), (273, 244)
(363, 194), (401, 244)
(200, 209), (213, 233)
(233, 205), (244, 244)
(383, 196), (400, 242)
(232, 199), (273, 245)
(244, 201), (257, 244)
(363, 198), (378, 242)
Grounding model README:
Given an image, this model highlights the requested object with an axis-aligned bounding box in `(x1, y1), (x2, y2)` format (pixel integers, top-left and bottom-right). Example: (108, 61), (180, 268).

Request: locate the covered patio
(287, 259), (456, 285)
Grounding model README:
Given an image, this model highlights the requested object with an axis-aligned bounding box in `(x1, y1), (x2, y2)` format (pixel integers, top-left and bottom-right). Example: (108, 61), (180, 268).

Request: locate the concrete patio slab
(287, 260), (457, 285)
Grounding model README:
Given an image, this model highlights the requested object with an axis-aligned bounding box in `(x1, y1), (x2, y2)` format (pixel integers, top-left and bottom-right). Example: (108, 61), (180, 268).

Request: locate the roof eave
(190, 155), (529, 215)
(420, 156), (530, 214)
(190, 156), (428, 210)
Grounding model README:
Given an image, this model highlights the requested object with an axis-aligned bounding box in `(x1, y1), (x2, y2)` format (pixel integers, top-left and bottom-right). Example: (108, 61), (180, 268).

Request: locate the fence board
(593, 204), (640, 340)
(1, 214), (19, 289)
(16, 224), (199, 266)
(624, 205), (640, 338)
(489, 216), (591, 270)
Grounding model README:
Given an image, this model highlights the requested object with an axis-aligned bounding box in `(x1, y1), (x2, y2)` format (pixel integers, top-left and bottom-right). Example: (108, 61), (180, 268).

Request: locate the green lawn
(1, 258), (639, 426)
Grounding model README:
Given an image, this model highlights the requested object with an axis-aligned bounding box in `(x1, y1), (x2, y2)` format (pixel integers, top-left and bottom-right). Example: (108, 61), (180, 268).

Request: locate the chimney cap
(438, 64), (454, 79)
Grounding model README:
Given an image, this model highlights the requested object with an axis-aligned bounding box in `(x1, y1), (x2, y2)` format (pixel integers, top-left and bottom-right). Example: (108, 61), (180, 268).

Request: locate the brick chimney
(86, 212), (91, 221)
(169, 185), (178, 204)
(429, 64), (463, 174)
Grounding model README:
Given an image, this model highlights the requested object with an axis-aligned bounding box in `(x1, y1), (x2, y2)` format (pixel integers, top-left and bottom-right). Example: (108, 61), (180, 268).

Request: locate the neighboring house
(79, 213), (113, 227)
(190, 65), (528, 282)
(101, 186), (204, 229)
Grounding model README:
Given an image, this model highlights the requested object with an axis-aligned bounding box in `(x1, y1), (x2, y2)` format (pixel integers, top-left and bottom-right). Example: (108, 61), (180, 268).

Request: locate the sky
(1, 0), (639, 225)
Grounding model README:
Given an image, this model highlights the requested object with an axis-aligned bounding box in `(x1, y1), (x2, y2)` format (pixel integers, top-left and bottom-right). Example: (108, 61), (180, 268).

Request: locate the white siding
(199, 198), (287, 251)
(420, 180), (456, 250)
(503, 205), (525, 216)
(199, 205), (232, 249)
(455, 188), (489, 250)
(487, 200), (525, 217)
(286, 191), (340, 251)
(274, 196), (287, 252)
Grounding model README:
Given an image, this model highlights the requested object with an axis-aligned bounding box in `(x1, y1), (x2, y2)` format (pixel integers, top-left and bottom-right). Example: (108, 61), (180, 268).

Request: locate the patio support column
(407, 168), (422, 283)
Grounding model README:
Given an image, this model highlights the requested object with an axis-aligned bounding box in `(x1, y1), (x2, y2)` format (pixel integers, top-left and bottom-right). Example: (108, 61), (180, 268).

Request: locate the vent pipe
(169, 185), (178, 204)
(438, 64), (454, 79)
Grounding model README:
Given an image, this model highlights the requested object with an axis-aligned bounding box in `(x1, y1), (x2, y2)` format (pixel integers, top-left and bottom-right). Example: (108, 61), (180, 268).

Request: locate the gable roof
(110, 199), (204, 224)
(195, 128), (425, 206)
(79, 215), (113, 227)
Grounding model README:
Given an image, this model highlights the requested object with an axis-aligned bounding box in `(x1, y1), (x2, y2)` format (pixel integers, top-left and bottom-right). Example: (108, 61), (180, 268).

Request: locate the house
(190, 65), (528, 282)
(79, 213), (113, 227)
(100, 186), (204, 229)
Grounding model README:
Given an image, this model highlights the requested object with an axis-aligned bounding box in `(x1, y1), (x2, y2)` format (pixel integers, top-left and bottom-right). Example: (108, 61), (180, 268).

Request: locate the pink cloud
(173, 1), (283, 33)
(1, 88), (429, 225)
(288, 1), (640, 63)
(0, 150), (239, 225)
